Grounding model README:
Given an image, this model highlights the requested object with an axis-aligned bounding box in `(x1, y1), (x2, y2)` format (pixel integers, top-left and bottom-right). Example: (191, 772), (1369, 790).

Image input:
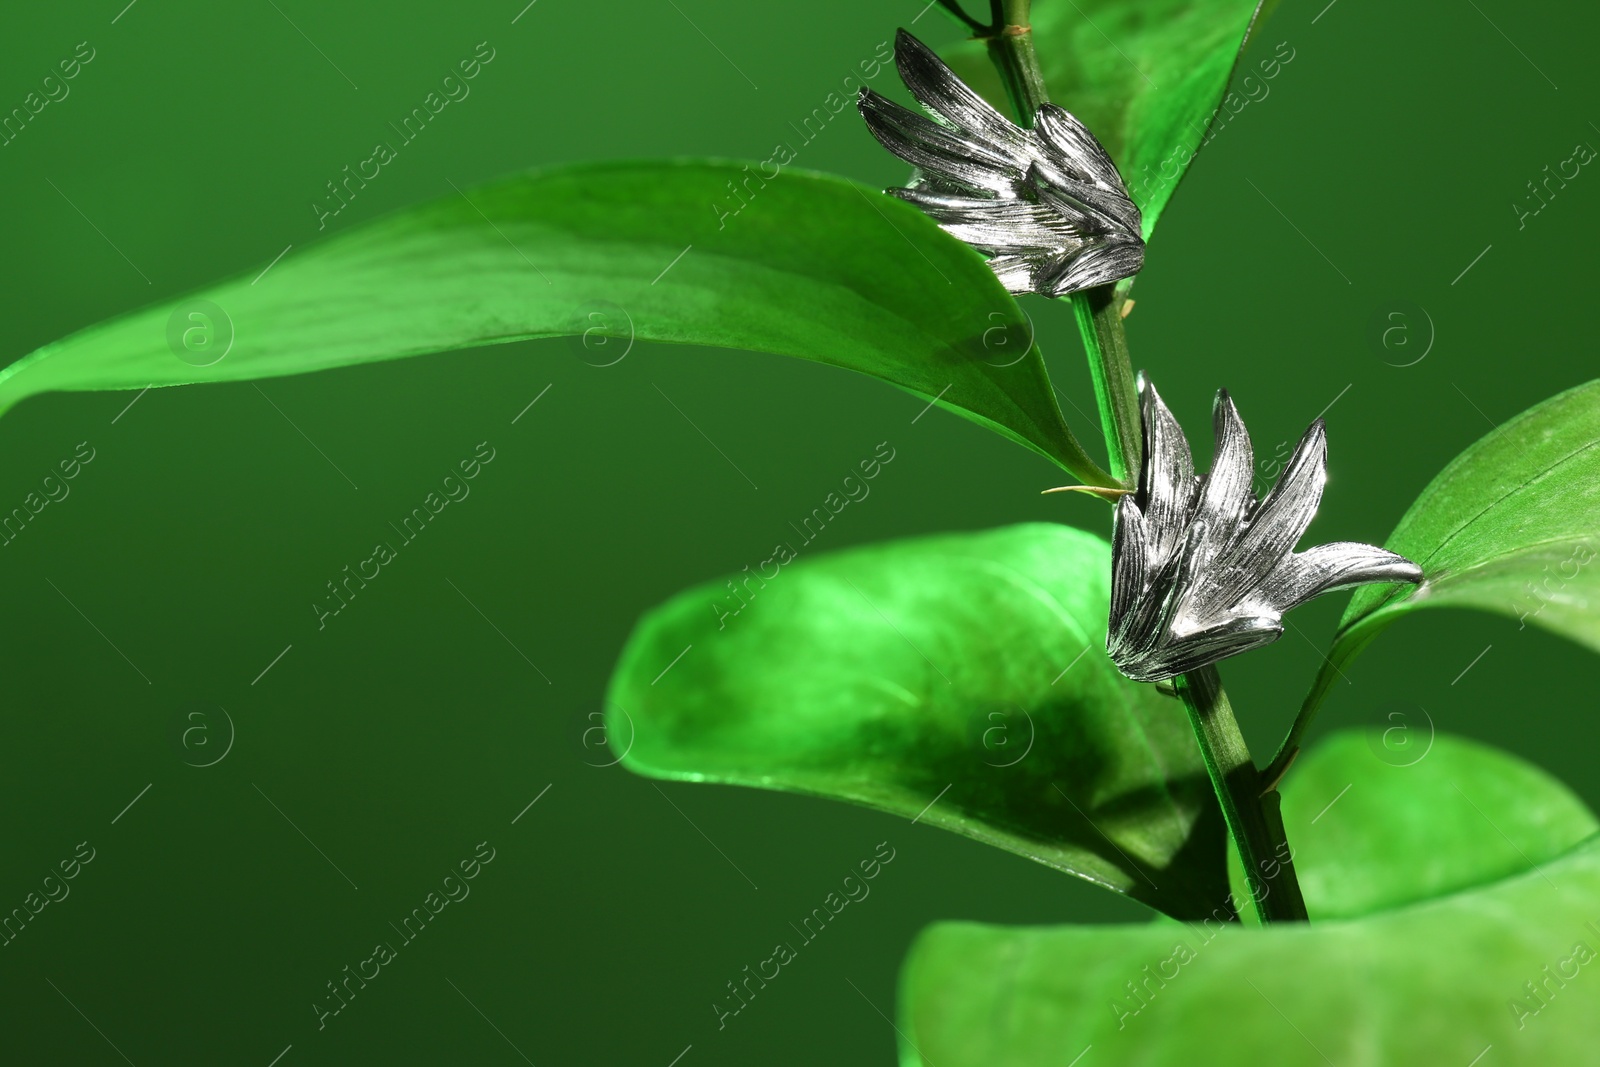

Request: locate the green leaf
(900, 833), (1600, 1065)
(0, 161), (1110, 485)
(944, 0), (1281, 236)
(1265, 730), (1597, 920)
(1294, 379), (1600, 737)
(606, 523), (1228, 919)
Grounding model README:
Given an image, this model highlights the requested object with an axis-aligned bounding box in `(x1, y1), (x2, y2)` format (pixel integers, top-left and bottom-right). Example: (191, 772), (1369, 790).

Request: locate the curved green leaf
(606, 523), (1228, 919)
(901, 833), (1600, 1065)
(1267, 730), (1597, 920)
(944, 0), (1280, 236)
(0, 161), (1110, 485)
(1294, 380), (1600, 739)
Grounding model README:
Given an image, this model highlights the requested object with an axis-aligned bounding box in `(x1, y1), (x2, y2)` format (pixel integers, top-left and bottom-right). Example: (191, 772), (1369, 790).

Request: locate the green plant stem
(984, 29), (1048, 125)
(1175, 666), (1308, 923)
(978, 1), (1141, 487)
(978, 0), (1302, 922)
(1071, 285), (1142, 485)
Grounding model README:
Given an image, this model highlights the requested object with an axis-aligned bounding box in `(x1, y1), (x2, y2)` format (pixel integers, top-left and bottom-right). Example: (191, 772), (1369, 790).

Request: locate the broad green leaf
(1295, 380), (1600, 735)
(0, 161), (1110, 485)
(901, 833), (1600, 1066)
(944, 0), (1281, 236)
(606, 523), (1228, 919)
(1263, 730), (1597, 919)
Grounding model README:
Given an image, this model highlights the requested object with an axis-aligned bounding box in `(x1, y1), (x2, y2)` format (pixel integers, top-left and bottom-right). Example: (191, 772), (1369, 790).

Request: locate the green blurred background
(0, 0), (1594, 1062)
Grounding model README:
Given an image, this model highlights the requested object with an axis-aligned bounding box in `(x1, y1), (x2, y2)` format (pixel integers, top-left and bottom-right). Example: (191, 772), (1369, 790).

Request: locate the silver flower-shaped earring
(857, 29), (1144, 298)
(1108, 378), (1423, 683)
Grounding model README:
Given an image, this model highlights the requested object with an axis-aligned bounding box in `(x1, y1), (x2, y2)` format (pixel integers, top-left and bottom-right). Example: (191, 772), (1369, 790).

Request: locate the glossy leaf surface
(607, 523), (1228, 919)
(0, 161), (1109, 483)
(1268, 730), (1596, 919)
(944, 0), (1280, 236)
(903, 837), (1600, 1065)
(901, 732), (1600, 1065)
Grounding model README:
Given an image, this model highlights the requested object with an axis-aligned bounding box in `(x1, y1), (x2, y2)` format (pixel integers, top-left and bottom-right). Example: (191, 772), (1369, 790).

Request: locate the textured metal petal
(1036, 241), (1144, 297)
(1108, 497), (1149, 635)
(1196, 417), (1327, 616)
(1029, 170), (1139, 239)
(1135, 615), (1283, 682)
(1249, 418), (1329, 554)
(1256, 542), (1425, 615)
(1028, 168), (1128, 233)
(891, 29), (1031, 160)
(890, 189), (1083, 255)
(858, 88), (1020, 196)
(1190, 389), (1255, 562)
(1028, 122), (1141, 241)
(1152, 519), (1213, 643)
(983, 254), (1040, 295)
(854, 30), (1145, 297)
(1136, 377), (1197, 569)
(1105, 378), (1424, 682)
(1109, 545), (1177, 671)
(1108, 555), (1161, 664)
(1111, 515), (1202, 673)
(1031, 105), (1127, 196)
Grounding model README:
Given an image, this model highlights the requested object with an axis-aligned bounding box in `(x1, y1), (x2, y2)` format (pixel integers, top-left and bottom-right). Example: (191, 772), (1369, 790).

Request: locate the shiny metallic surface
(857, 29), (1144, 298)
(1108, 378), (1424, 682)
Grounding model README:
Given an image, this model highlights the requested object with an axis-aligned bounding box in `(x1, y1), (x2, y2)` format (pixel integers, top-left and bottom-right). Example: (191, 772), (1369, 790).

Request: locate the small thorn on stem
(1042, 484), (1133, 501)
